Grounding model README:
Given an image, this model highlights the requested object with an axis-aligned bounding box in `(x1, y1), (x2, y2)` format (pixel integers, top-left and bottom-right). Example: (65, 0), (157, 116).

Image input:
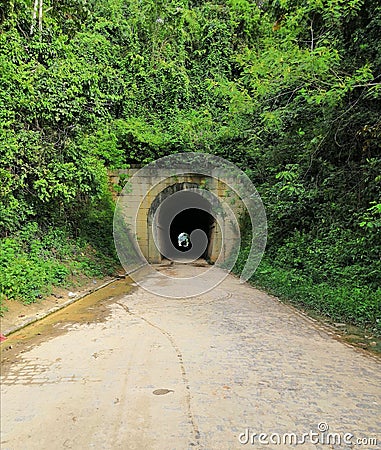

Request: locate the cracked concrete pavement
(1, 264), (380, 449)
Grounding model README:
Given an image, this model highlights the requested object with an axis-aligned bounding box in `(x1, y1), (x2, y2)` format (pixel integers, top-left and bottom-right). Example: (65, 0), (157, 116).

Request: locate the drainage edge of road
(0, 261), (152, 339)
(1, 277), (125, 338)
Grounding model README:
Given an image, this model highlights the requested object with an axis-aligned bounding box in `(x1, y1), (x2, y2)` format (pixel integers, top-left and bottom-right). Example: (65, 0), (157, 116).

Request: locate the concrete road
(1, 264), (380, 450)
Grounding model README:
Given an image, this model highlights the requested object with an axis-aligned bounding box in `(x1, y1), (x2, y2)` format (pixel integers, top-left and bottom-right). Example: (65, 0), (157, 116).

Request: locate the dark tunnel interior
(169, 208), (214, 256)
(152, 188), (217, 262)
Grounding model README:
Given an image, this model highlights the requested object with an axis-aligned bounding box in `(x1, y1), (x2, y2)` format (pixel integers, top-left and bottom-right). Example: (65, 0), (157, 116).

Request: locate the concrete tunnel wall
(109, 169), (244, 265)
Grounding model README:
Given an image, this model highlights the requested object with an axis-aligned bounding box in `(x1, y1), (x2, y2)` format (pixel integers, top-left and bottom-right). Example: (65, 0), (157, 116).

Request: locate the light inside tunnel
(177, 232), (190, 249)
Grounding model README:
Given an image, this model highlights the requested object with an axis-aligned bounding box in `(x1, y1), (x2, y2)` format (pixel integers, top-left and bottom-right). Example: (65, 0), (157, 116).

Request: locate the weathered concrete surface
(1, 265), (380, 450)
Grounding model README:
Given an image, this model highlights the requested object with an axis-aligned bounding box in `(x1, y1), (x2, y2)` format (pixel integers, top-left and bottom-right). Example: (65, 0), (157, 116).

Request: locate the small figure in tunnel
(177, 232), (190, 248)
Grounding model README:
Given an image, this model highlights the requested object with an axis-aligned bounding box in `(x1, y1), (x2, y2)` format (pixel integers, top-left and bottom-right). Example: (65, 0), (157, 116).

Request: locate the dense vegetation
(1, 0), (380, 333)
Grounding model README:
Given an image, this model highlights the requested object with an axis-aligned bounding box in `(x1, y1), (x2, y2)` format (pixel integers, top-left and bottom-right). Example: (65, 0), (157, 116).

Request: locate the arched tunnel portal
(109, 169), (243, 265)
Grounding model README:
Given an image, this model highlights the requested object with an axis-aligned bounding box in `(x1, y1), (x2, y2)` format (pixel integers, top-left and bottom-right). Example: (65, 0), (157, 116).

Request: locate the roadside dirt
(0, 275), (118, 335)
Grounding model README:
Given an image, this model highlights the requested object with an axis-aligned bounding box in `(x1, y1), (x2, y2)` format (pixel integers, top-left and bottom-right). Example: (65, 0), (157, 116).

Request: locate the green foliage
(359, 202), (381, 229)
(234, 247), (380, 334)
(1, 0), (380, 331)
(252, 258), (380, 334)
(0, 219), (118, 310)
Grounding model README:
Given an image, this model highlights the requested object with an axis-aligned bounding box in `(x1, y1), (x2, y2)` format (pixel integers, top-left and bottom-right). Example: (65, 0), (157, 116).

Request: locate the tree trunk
(30, 0), (38, 34)
(38, 0), (43, 32)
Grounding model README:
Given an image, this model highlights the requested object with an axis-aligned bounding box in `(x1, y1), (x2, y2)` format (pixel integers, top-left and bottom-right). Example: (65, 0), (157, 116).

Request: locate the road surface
(1, 264), (380, 449)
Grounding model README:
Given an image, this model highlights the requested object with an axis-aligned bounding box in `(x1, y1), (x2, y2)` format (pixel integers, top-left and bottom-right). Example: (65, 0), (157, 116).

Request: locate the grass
(250, 258), (380, 335)
(234, 238), (381, 337)
(0, 222), (119, 315)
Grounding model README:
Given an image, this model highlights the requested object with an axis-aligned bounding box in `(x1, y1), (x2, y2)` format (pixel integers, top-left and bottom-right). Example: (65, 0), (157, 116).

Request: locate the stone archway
(110, 168), (243, 265)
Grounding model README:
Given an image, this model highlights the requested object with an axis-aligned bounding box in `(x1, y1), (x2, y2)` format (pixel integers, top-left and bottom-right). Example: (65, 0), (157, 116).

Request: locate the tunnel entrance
(149, 184), (216, 263)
